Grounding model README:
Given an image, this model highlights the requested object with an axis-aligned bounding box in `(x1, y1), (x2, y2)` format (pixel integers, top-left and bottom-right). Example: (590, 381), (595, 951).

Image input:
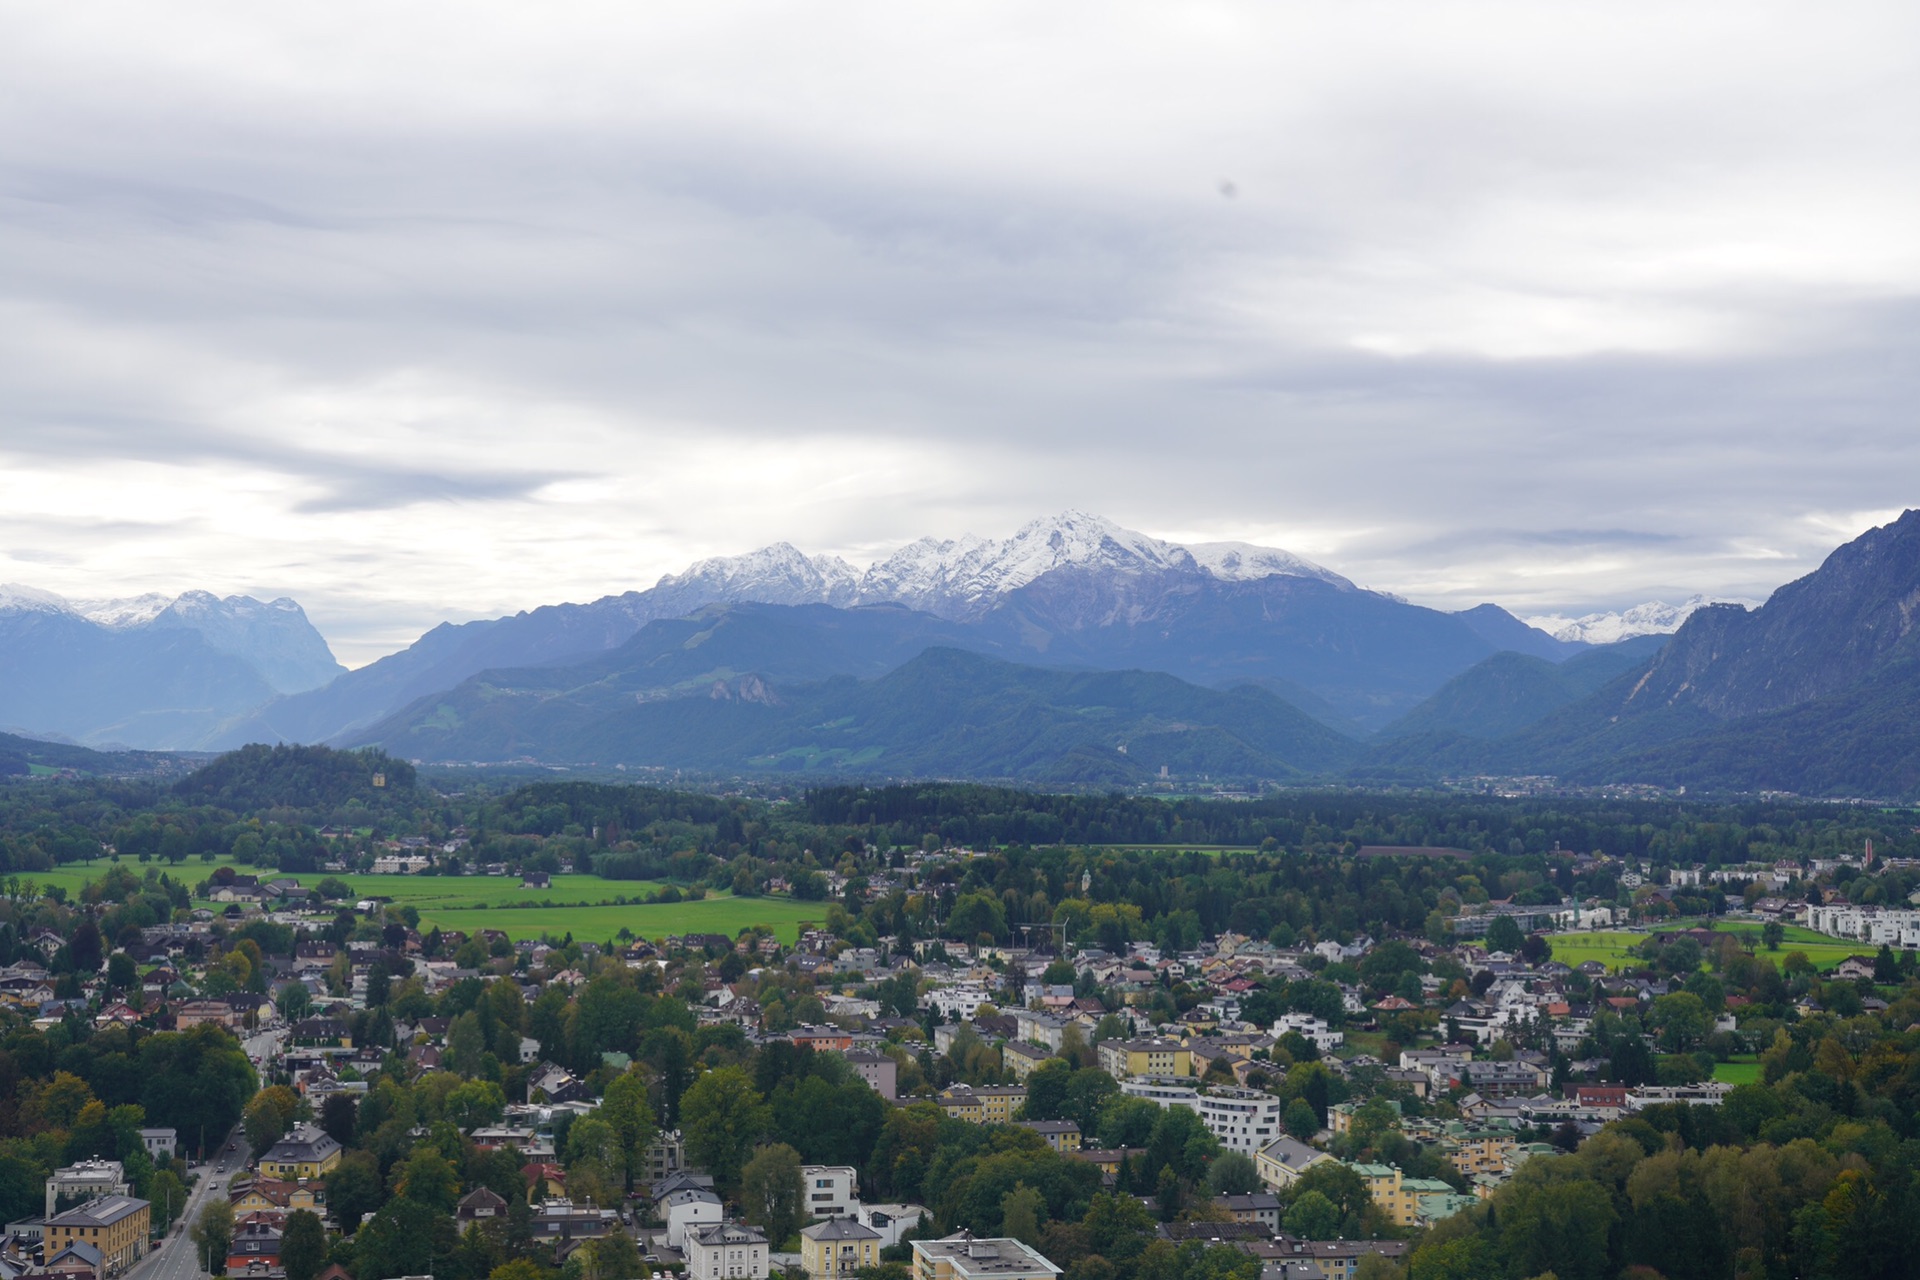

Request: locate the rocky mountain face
(0, 586), (343, 749)
(1370, 510), (1920, 797)
(1593, 509), (1920, 724)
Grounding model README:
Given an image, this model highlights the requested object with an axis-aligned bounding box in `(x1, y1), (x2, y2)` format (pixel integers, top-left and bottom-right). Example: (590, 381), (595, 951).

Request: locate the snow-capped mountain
(1524, 595), (1760, 646)
(650, 542), (861, 614)
(656, 510), (1356, 620)
(0, 585), (343, 695)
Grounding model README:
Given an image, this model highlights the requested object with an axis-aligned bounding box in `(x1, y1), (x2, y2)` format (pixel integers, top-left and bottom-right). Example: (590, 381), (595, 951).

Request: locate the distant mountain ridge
(1523, 595), (1760, 645)
(0, 586), (343, 749)
(214, 511), (1453, 747)
(362, 641), (1362, 784)
(1369, 510), (1920, 797)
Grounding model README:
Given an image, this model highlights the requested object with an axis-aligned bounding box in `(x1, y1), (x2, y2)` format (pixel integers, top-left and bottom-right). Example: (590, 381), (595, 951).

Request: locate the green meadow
(1549, 921), (1866, 974)
(1543, 931), (1648, 972)
(35, 854), (822, 944)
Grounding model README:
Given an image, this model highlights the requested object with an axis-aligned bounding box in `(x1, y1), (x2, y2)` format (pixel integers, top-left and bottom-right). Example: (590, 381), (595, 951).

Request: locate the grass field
(1714, 1057), (1761, 1085)
(1706, 922), (1862, 972)
(1548, 922), (1865, 974)
(38, 855), (823, 944)
(1547, 932), (1649, 972)
(411, 897), (826, 945)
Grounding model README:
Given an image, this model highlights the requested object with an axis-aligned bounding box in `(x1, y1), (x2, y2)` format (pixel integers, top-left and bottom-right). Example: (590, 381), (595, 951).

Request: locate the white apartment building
(1197, 1088), (1285, 1155)
(1272, 1014), (1343, 1053)
(803, 1166), (860, 1220)
(1806, 904), (1920, 948)
(1120, 1077), (1200, 1111)
(926, 983), (991, 1020)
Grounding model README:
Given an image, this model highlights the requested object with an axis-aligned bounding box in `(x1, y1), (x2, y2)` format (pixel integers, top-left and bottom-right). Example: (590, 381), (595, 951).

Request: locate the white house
(1272, 1014), (1343, 1053)
(802, 1166), (860, 1220)
(685, 1222), (769, 1280)
(856, 1204), (928, 1248)
(665, 1188), (724, 1248)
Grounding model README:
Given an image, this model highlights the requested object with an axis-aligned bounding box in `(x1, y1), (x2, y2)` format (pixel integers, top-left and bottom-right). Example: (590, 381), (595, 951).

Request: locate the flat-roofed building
(1198, 1088), (1284, 1155)
(911, 1232), (1061, 1280)
(46, 1162), (130, 1218)
(801, 1166), (859, 1220)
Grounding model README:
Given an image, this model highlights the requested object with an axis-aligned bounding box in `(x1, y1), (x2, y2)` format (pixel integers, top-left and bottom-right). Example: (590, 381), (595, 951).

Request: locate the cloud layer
(2, 2), (1916, 664)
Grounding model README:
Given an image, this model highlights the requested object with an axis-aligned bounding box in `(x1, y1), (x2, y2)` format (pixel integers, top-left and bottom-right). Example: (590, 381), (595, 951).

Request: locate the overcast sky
(3, 3), (1917, 665)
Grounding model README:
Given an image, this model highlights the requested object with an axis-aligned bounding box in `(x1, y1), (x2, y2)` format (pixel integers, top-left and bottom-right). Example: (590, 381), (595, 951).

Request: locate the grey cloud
(0, 6), (1916, 657)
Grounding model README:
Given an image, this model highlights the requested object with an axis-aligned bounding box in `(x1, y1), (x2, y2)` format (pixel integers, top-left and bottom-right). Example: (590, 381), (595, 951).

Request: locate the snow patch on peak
(70, 592), (176, 628)
(1186, 541), (1353, 591)
(1524, 595), (1761, 645)
(635, 512), (1362, 623)
(654, 542), (860, 606)
(0, 584), (74, 615)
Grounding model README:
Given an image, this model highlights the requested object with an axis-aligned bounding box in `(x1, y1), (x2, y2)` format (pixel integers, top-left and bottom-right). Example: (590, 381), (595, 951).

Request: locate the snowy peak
(70, 592), (176, 628)
(846, 511), (1351, 618)
(0, 584), (74, 616)
(1524, 595), (1760, 646)
(614, 513), (1355, 631)
(0, 585), (344, 694)
(653, 542), (861, 607)
(1186, 541), (1354, 590)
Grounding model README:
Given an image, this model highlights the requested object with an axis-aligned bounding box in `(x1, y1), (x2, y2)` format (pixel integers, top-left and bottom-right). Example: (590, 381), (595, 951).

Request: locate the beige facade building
(45, 1196), (150, 1276)
(801, 1219), (882, 1280)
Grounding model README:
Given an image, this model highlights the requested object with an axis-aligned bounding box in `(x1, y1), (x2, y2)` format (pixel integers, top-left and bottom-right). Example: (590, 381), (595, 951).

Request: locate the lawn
(1706, 922), (1862, 972)
(1548, 932), (1648, 972)
(1713, 1057), (1761, 1085)
(1546, 922), (1865, 974)
(413, 896), (826, 945)
(37, 854), (823, 944)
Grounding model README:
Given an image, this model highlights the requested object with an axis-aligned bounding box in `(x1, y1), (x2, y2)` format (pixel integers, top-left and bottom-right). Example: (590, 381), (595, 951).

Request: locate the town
(0, 761), (1916, 1280)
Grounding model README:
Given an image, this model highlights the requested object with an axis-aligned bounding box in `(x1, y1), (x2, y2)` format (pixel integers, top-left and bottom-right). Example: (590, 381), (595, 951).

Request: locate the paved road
(124, 1133), (251, 1280)
(242, 1028), (285, 1066)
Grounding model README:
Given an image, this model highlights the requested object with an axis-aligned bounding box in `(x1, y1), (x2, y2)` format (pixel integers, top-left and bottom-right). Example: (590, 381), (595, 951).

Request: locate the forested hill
(173, 743), (417, 809)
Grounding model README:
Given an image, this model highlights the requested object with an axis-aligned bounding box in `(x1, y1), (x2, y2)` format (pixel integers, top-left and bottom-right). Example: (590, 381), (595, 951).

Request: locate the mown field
(1544, 932), (1648, 971)
(37, 854), (823, 943)
(1549, 920), (1866, 974)
(411, 897), (826, 945)
(1714, 1056), (1762, 1084)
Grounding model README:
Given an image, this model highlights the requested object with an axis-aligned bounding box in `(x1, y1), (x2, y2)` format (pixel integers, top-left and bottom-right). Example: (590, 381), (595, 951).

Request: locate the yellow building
(937, 1085), (1027, 1125)
(230, 1177), (325, 1217)
(257, 1124), (342, 1181)
(1002, 1042), (1052, 1082)
(1016, 1121), (1082, 1152)
(45, 1195), (150, 1276)
(1444, 1131), (1518, 1178)
(1345, 1163), (1455, 1228)
(912, 1233), (1061, 1280)
(1096, 1039), (1192, 1079)
(801, 1218), (881, 1280)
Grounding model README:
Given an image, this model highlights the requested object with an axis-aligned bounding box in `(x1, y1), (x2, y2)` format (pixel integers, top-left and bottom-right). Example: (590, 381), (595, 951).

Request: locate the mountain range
(0, 587), (343, 749)
(18, 507), (1919, 798)
(214, 511), (1571, 750)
